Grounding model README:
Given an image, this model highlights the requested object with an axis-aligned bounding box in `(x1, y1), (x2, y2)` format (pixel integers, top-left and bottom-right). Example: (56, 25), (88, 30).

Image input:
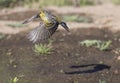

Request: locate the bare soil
(0, 28), (120, 83)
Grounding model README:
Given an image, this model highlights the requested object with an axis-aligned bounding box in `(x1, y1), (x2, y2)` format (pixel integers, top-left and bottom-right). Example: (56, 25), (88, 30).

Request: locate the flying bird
(22, 10), (70, 43)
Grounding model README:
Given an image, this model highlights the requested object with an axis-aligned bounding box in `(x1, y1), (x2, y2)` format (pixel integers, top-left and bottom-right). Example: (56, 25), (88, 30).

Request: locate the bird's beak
(60, 22), (70, 32)
(22, 14), (39, 24)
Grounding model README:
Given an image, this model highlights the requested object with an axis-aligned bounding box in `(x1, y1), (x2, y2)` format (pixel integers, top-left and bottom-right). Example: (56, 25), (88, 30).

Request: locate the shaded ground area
(0, 28), (120, 83)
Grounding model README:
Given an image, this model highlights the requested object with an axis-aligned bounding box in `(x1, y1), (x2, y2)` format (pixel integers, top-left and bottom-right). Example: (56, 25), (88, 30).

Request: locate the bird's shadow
(65, 64), (111, 74)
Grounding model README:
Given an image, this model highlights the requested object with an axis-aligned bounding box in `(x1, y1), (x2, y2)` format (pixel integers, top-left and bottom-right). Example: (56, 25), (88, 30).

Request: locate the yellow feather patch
(39, 12), (51, 24)
(39, 11), (62, 27)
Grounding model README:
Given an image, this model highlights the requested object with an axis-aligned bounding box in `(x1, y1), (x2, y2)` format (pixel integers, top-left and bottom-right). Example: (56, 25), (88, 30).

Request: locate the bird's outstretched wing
(22, 14), (39, 24)
(27, 22), (59, 43)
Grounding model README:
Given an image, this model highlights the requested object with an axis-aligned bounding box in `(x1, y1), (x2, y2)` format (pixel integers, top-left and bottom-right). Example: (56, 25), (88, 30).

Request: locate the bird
(22, 10), (70, 43)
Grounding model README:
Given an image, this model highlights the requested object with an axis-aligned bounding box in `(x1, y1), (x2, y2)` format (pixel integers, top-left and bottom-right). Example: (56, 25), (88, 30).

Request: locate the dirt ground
(0, 4), (120, 83)
(0, 28), (120, 83)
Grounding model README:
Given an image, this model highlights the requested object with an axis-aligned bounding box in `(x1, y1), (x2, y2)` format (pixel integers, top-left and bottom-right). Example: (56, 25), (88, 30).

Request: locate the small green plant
(34, 42), (52, 55)
(98, 40), (112, 51)
(80, 40), (112, 51)
(63, 15), (92, 23)
(9, 77), (19, 83)
(7, 23), (26, 28)
(80, 40), (101, 47)
(99, 80), (106, 83)
(34, 44), (52, 55)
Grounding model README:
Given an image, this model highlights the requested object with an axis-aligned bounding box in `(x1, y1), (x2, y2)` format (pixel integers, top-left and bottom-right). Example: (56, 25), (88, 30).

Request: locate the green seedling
(7, 23), (26, 28)
(63, 15), (78, 22)
(34, 44), (52, 55)
(99, 40), (112, 51)
(80, 40), (101, 47)
(9, 77), (19, 83)
(80, 40), (112, 51)
(63, 15), (92, 23)
(34, 43), (52, 55)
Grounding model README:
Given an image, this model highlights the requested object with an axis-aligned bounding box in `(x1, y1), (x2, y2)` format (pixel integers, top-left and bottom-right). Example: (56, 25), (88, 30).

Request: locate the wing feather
(27, 22), (59, 43)
(22, 14), (39, 24)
